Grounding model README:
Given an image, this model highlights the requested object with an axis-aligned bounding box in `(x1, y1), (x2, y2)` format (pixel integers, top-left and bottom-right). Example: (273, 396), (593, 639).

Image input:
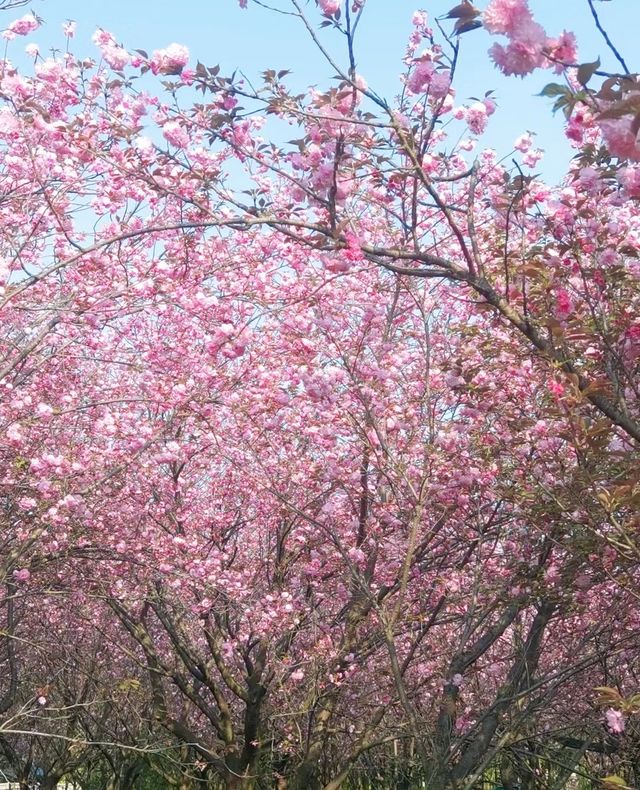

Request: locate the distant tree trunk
(500, 754), (520, 790)
(41, 773), (65, 790)
(225, 774), (253, 790)
(290, 760), (322, 790)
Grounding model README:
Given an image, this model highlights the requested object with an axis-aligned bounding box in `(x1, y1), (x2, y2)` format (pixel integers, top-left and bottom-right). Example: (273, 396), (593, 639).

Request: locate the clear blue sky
(9, 0), (639, 182)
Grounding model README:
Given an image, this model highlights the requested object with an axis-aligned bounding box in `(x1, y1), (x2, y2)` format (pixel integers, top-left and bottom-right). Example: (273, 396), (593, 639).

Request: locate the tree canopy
(0, 1), (639, 788)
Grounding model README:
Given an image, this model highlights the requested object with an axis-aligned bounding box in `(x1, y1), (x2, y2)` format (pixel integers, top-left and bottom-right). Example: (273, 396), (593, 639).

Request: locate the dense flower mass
(0, 3), (637, 789)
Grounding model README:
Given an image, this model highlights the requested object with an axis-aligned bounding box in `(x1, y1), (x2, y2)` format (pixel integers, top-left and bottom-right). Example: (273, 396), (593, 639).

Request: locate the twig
(586, 0), (630, 74)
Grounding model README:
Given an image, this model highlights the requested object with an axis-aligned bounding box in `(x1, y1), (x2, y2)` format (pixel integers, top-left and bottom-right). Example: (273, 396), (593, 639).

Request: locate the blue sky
(7, 0), (638, 182)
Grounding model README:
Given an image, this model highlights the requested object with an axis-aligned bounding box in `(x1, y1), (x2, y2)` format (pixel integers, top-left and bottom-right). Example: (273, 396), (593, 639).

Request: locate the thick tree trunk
(223, 752), (258, 790)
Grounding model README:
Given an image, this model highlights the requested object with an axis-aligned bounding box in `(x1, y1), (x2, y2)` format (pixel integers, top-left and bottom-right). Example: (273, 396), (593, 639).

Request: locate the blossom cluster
(483, 0), (576, 76)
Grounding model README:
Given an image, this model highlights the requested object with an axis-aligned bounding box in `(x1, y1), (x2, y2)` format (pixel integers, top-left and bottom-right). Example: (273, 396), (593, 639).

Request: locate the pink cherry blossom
(605, 708), (625, 734)
(618, 166), (640, 198)
(162, 120), (189, 148)
(488, 19), (548, 77)
(317, 0), (341, 15)
(600, 118), (640, 162)
(6, 13), (40, 37)
(483, 0), (533, 36)
(465, 101), (489, 135)
(513, 133), (532, 153)
(150, 43), (189, 75)
(92, 28), (114, 47)
(546, 30), (577, 71)
(101, 44), (130, 71)
(412, 11), (427, 27)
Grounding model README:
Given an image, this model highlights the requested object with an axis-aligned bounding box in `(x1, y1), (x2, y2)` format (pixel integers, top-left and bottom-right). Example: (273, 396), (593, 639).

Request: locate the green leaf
(454, 18), (483, 34)
(444, 1), (480, 19)
(538, 83), (568, 98)
(577, 58), (600, 87)
(602, 776), (631, 789)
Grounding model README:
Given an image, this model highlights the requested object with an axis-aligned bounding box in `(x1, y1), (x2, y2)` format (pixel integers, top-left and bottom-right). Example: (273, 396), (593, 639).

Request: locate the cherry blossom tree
(0, 1), (638, 788)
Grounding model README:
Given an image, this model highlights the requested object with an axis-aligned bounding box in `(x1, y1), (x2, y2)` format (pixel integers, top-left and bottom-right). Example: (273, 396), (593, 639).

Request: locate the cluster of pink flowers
(599, 114), (640, 162)
(90, 34), (189, 79)
(162, 120), (189, 149)
(407, 58), (451, 99)
(555, 288), (573, 319)
(605, 708), (625, 734)
(483, 0), (576, 77)
(453, 98), (496, 136)
(546, 30), (578, 69)
(150, 43), (189, 76)
(618, 166), (640, 198)
(407, 10), (433, 56)
(483, 0), (527, 34)
(466, 100), (493, 135)
(317, 0), (341, 15)
(92, 29), (130, 71)
(3, 13), (39, 40)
